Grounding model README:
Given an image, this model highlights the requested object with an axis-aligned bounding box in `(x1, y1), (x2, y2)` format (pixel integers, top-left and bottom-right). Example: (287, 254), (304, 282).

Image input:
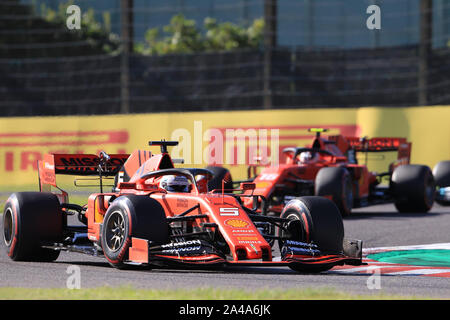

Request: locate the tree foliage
(38, 1), (119, 54)
(135, 14), (264, 55)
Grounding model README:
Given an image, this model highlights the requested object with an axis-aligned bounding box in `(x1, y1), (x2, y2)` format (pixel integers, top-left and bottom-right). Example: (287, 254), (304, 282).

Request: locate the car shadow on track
(55, 259), (110, 269)
(54, 258), (365, 276)
(345, 210), (442, 220)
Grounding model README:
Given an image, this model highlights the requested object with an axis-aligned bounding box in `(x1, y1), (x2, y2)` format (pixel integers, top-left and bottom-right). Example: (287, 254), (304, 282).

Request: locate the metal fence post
(418, 0), (433, 106)
(263, 0), (277, 109)
(120, 0), (133, 114)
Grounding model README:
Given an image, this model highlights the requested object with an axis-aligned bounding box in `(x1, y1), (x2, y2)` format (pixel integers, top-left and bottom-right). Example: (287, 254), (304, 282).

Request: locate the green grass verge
(0, 286), (428, 300)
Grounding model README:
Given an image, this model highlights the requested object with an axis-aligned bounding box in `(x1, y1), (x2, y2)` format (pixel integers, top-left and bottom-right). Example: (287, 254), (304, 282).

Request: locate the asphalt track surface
(1, 202), (450, 298)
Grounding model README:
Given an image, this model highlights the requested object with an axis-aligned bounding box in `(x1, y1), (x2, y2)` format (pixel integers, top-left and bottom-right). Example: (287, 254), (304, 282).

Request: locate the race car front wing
(127, 237), (363, 270)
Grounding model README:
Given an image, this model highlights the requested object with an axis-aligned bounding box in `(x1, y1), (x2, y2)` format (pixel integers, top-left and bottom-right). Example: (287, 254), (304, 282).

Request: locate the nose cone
(207, 195), (272, 261)
(223, 218), (271, 260)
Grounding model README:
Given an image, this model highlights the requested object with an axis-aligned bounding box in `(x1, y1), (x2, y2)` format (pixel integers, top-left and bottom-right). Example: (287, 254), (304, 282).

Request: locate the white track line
(384, 268), (450, 275)
(363, 243), (450, 255)
(329, 266), (389, 273)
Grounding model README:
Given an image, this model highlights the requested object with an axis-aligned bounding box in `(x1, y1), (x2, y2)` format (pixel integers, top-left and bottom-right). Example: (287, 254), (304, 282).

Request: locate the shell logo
(225, 219), (249, 228)
(237, 236), (259, 241)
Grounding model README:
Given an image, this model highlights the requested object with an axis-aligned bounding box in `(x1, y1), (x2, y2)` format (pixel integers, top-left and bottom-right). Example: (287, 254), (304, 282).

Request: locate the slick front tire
(3, 192), (62, 262)
(101, 195), (169, 268)
(278, 196), (344, 273)
(315, 167), (353, 217)
(391, 164), (435, 213)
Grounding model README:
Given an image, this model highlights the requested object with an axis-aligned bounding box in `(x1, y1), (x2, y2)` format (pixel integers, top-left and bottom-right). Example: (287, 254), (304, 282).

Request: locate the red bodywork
(241, 133), (412, 215)
(37, 144), (361, 269)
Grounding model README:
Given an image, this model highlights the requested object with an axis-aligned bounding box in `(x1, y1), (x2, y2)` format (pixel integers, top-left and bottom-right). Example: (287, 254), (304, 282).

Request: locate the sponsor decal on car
(281, 245), (321, 257)
(219, 207), (239, 216)
(162, 246), (202, 254)
(44, 162), (54, 170)
(237, 240), (263, 244)
(255, 182), (271, 189)
(177, 198), (189, 208)
(160, 240), (201, 248)
(225, 219), (249, 228)
(285, 240), (319, 249)
(157, 240), (206, 255)
(236, 236), (259, 241)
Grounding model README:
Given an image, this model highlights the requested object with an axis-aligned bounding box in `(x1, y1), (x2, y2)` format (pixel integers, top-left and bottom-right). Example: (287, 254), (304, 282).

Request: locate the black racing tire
(101, 195), (169, 268)
(2, 192), (63, 262)
(206, 166), (233, 191)
(433, 161), (450, 206)
(315, 167), (353, 217)
(391, 164), (435, 213)
(278, 196), (344, 273)
(433, 161), (450, 187)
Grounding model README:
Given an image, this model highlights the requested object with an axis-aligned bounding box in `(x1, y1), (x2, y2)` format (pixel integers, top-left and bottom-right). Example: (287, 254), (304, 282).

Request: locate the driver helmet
(159, 175), (190, 192)
(299, 151), (317, 163)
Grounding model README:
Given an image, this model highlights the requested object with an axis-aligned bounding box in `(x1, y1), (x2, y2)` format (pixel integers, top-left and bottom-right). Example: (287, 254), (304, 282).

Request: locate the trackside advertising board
(0, 106), (448, 188)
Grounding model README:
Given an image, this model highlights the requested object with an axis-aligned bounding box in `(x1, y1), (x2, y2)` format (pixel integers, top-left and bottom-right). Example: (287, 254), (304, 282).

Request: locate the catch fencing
(0, 0), (449, 116)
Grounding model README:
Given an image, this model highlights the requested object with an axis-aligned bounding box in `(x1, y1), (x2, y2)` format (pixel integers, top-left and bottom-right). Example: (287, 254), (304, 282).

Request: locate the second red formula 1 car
(208, 128), (436, 216)
(2, 140), (362, 273)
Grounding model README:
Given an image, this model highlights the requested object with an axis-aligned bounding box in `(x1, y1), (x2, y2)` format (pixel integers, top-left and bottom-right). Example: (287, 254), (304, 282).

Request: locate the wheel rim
(283, 212), (306, 242)
(105, 211), (126, 252)
(3, 208), (13, 246)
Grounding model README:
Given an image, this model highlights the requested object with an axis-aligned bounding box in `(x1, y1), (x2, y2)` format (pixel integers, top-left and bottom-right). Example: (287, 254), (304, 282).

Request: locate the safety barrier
(0, 106), (448, 187)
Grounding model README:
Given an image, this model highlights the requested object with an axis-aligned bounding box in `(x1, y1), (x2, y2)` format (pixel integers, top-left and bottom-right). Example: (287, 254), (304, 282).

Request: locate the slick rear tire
(391, 164), (435, 213)
(101, 195), (169, 268)
(278, 196), (344, 273)
(3, 192), (63, 262)
(315, 167), (353, 217)
(206, 166), (233, 191)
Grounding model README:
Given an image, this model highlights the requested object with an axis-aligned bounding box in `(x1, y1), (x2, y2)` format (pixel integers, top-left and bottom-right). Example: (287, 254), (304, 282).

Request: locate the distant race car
(208, 128), (442, 216)
(2, 140), (362, 273)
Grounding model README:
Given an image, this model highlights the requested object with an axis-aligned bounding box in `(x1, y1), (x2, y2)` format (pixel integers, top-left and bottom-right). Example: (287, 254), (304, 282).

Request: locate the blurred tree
(135, 14), (264, 55)
(0, 0), (119, 58)
(38, 1), (119, 54)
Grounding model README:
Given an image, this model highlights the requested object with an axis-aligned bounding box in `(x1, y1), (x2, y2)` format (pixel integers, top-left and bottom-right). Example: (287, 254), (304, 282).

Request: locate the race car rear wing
(341, 136), (412, 169)
(345, 137), (411, 153)
(38, 153), (129, 190)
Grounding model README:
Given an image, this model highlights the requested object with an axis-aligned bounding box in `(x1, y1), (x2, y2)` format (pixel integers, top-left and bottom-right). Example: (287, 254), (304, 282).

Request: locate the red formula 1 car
(208, 128), (436, 217)
(2, 140), (362, 273)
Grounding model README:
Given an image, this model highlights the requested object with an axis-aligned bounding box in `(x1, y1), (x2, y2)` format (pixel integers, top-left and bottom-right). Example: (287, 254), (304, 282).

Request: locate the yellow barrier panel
(356, 106), (450, 174)
(0, 106), (448, 188)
